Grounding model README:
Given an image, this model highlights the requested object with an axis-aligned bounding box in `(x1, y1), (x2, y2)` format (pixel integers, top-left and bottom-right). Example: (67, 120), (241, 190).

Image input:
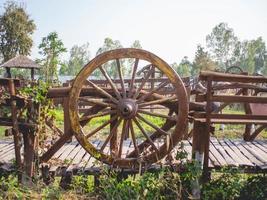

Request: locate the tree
(131, 40), (142, 49)
(38, 32), (67, 84)
(59, 43), (90, 76)
(206, 23), (238, 71)
(231, 37), (266, 74)
(0, 1), (36, 62)
(191, 45), (216, 75)
(172, 56), (192, 77)
(94, 38), (123, 78)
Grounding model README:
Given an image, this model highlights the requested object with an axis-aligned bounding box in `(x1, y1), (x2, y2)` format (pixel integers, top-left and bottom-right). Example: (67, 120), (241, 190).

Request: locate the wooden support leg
(60, 168), (72, 189)
(22, 130), (36, 186)
(63, 96), (72, 142)
(192, 121), (206, 199)
(94, 174), (100, 188)
(8, 79), (22, 182)
(40, 132), (72, 162)
(110, 112), (118, 157)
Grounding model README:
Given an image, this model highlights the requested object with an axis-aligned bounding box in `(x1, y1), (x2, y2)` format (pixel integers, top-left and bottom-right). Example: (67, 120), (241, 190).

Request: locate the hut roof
(0, 55), (40, 69)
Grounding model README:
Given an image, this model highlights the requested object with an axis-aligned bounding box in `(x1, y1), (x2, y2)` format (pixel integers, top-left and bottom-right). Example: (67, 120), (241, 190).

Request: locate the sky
(0, 0), (267, 64)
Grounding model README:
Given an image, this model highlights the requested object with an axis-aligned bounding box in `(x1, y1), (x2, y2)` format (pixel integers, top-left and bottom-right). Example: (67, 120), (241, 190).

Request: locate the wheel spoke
(137, 81), (169, 103)
(132, 117), (159, 153)
(99, 65), (122, 100)
(85, 114), (118, 138)
(79, 109), (117, 124)
(133, 65), (154, 99)
(128, 58), (139, 97)
(79, 97), (116, 108)
(138, 109), (176, 121)
(116, 59), (126, 98)
(118, 119), (129, 158)
(87, 80), (118, 104)
(136, 113), (168, 136)
(129, 120), (140, 157)
(100, 117), (123, 152)
(127, 115), (176, 158)
(80, 105), (106, 127)
(138, 96), (177, 108)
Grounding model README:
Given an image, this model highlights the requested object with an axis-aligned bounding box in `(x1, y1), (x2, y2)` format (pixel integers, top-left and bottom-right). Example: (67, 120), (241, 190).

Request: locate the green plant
(239, 175), (267, 200)
(71, 175), (94, 194)
(0, 175), (29, 199)
(99, 168), (182, 200)
(202, 168), (245, 200)
(41, 185), (63, 200)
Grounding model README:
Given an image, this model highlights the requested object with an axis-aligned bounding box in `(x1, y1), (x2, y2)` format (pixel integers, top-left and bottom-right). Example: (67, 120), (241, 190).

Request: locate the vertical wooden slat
(203, 76), (212, 181)
(8, 79), (22, 182)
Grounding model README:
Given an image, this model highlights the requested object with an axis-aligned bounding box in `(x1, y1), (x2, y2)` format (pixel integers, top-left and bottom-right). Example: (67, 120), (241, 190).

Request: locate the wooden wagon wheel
(69, 48), (188, 168)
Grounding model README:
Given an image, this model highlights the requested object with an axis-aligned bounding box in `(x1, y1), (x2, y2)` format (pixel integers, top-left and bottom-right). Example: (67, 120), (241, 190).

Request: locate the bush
(239, 175), (267, 200)
(201, 168), (245, 200)
(99, 169), (182, 200)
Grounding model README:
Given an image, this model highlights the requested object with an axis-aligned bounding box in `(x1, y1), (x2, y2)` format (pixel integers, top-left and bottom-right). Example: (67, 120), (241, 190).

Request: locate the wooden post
(63, 82), (72, 142)
(22, 101), (39, 186)
(22, 129), (36, 185)
(31, 69), (34, 81)
(192, 121), (206, 199)
(8, 79), (22, 182)
(6, 67), (11, 78)
(150, 66), (155, 113)
(110, 112), (118, 157)
(203, 76), (212, 181)
(243, 88), (253, 141)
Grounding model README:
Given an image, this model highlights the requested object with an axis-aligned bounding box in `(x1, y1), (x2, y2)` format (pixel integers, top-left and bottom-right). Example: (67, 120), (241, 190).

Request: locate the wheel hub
(117, 98), (138, 119)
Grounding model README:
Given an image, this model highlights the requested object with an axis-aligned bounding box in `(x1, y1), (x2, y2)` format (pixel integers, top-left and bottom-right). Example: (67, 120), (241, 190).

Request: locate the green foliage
(41, 185), (63, 200)
(59, 43), (90, 76)
(71, 175), (94, 194)
(206, 22), (238, 71)
(0, 1), (36, 62)
(19, 81), (49, 104)
(172, 56), (192, 77)
(202, 168), (245, 200)
(191, 44), (216, 75)
(19, 81), (55, 144)
(38, 32), (67, 85)
(0, 175), (29, 199)
(239, 175), (267, 200)
(99, 169), (182, 200)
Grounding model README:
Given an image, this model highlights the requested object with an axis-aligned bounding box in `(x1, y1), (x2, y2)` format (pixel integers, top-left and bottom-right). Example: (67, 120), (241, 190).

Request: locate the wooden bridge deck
(0, 138), (267, 175)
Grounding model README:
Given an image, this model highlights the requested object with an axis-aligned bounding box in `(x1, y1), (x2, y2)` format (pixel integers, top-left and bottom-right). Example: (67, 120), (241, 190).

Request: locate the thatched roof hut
(1, 55), (40, 80)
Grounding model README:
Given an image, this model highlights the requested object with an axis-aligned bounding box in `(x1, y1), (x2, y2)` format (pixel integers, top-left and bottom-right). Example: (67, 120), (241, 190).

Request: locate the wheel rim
(69, 48), (188, 168)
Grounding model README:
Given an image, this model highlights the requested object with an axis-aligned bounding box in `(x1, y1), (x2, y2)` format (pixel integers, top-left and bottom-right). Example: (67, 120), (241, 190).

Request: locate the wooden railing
(191, 71), (267, 180)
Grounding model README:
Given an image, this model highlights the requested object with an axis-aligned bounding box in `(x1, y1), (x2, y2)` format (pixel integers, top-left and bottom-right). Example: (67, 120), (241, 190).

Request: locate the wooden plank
(219, 139), (248, 166)
(252, 141), (267, 154)
(122, 139), (132, 158)
(199, 71), (267, 83)
(212, 138), (237, 166)
(58, 142), (78, 161)
(209, 139), (228, 166)
(242, 141), (267, 164)
(224, 139), (254, 167)
(194, 118), (267, 125)
(1, 149), (15, 163)
(254, 140), (267, 154)
(0, 140), (13, 149)
(194, 113), (267, 120)
(84, 141), (102, 171)
(230, 140), (263, 166)
(0, 144), (14, 159)
(52, 141), (74, 159)
(49, 142), (78, 173)
(0, 143), (14, 155)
